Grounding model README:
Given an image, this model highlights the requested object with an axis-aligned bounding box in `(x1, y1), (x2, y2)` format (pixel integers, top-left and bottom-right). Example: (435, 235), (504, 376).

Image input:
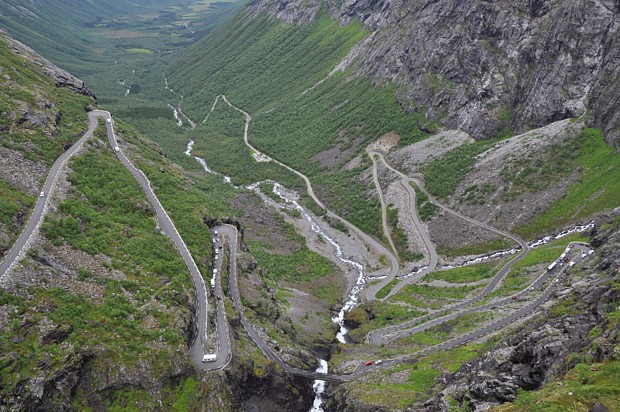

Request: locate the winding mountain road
(0, 112), (99, 283)
(219, 221), (590, 380)
(219, 95), (400, 288)
(368, 151), (399, 260)
(0, 109), (230, 371)
(366, 152), (531, 344)
(0, 106), (595, 381)
(100, 110), (230, 371)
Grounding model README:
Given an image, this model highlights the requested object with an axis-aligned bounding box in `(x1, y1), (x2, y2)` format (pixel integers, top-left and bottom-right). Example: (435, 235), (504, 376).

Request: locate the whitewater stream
(270, 183), (365, 411)
(183, 140), (365, 411)
(310, 360), (328, 412)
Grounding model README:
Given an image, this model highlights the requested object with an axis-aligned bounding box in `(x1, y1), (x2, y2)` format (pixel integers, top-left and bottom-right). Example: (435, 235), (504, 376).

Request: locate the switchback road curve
(219, 222), (591, 381)
(0, 110), (229, 371)
(0, 113), (99, 283)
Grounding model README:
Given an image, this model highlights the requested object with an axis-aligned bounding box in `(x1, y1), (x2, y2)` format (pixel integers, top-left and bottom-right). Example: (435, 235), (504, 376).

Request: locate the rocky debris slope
(448, 119), (585, 231)
(247, 0), (620, 145)
(415, 212), (620, 411)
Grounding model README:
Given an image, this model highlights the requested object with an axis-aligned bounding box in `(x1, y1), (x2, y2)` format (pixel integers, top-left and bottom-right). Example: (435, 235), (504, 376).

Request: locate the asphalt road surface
(98, 110), (232, 370)
(220, 96), (402, 302)
(218, 222), (591, 380)
(0, 112), (99, 283)
(0, 106), (594, 381)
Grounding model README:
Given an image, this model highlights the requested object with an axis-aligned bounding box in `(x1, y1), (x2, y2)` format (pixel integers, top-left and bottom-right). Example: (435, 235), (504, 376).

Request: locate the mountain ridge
(246, 0), (620, 145)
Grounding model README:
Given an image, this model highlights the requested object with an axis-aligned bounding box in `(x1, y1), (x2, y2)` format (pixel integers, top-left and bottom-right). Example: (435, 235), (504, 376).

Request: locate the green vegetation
(124, 11), (427, 239)
(190, 98), (303, 189)
(247, 239), (335, 283)
(376, 280), (398, 299)
(346, 302), (426, 343)
(0, 181), (35, 238)
(425, 263), (496, 283)
(42, 126), (189, 288)
(500, 362), (620, 412)
(0, 0), (241, 92)
(125, 48), (153, 54)
(500, 279), (620, 411)
(413, 185), (438, 221)
(422, 139), (497, 198)
(396, 283), (481, 301)
(487, 232), (588, 298)
(459, 182), (495, 205)
(343, 343), (485, 409)
(0, 33), (92, 165)
(1, 136), (198, 402)
(517, 128), (620, 238)
(115, 119), (237, 275)
(401, 312), (494, 347)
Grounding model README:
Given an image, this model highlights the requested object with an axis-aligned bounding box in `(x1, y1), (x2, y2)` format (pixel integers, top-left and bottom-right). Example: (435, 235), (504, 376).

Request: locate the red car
(364, 361), (374, 366)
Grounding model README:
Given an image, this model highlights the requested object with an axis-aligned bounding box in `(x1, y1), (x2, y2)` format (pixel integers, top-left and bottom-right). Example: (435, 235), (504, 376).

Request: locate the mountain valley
(1, 1), (619, 411)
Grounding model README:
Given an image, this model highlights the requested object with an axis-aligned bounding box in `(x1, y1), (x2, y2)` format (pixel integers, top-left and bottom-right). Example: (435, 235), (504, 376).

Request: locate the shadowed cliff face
(246, 0), (620, 144)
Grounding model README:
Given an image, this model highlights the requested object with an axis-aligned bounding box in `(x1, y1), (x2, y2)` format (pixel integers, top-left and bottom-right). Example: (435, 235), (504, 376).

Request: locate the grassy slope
(423, 126), (619, 239)
(1, 124), (195, 405)
(0, 33), (92, 165)
(0, 31), (91, 255)
(517, 127), (620, 238)
(140, 12), (425, 238)
(0, 0), (178, 72)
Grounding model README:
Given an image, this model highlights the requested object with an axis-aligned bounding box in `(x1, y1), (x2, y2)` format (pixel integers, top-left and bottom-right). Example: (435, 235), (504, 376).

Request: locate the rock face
(0, 29), (95, 99)
(247, 0), (620, 144)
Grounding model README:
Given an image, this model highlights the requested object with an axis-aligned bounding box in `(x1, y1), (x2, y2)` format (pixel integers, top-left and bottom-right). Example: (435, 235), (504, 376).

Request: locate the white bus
(202, 354), (217, 362)
(547, 262), (557, 271)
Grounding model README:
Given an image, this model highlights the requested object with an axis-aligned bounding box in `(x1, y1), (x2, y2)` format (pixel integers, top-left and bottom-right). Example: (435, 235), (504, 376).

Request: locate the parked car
(364, 361), (373, 366)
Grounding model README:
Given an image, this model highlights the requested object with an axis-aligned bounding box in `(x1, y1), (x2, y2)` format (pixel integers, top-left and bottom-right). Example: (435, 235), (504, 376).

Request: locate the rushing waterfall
(310, 359), (328, 412)
(271, 183), (365, 343)
(168, 104), (183, 127)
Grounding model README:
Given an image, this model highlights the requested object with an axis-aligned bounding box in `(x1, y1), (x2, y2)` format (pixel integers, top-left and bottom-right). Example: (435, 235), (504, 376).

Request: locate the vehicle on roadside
(202, 354), (216, 362)
(364, 361), (373, 366)
(511, 295), (517, 300)
(114, 146), (120, 152)
(375, 360), (383, 365)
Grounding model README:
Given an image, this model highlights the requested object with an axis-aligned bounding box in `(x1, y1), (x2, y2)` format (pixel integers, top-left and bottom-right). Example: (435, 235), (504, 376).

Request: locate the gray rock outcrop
(0, 29), (95, 99)
(247, 0), (620, 144)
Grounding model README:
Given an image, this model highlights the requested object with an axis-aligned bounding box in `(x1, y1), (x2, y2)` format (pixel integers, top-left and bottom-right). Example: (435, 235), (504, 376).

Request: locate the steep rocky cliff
(247, 0), (620, 145)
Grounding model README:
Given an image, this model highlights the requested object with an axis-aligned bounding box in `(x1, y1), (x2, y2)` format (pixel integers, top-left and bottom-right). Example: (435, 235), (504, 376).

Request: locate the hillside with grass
(1, 1), (619, 411)
(117, 11), (427, 239)
(0, 30), (94, 260)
